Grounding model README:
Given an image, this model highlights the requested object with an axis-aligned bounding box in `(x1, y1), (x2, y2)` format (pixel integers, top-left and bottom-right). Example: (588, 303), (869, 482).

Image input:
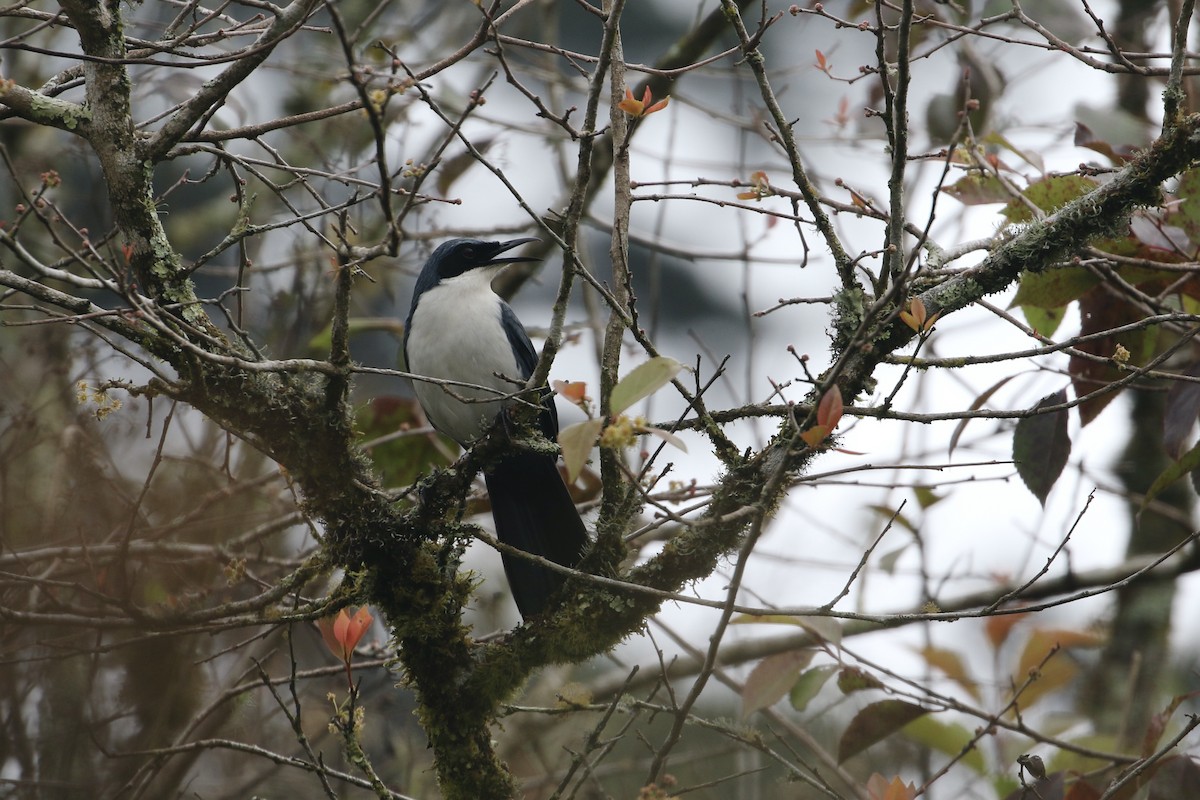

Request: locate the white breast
(406, 274), (522, 444)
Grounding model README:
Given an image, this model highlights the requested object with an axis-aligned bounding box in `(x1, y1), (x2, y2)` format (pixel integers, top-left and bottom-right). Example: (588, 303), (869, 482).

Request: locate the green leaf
(1011, 267), (1099, 309)
(309, 317), (406, 357)
(1174, 167), (1200, 245)
(877, 544), (909, 575)
(609, 357), (683, 416)
(641, 425), (688, 453)
(867, 504), (918, 535)
(1142, 438), (1200, 512)
(1002, 175), (1098, 224)
(558, 418), (604, 484)
(1020, 304), (1066, 338)
(942, 174), (1009, 205)
(902, 715), (987, 774)
(983, 131), (1045, 171)
(1012, 389), (1071, 506)
(794, 616), (842, 646)
(913, 485), (944, 509)
(356, 396), (452, 489)
(742, 650), (814, 719)
(836, 667), (883, 695)
(789, 664), (838, 712)
(837, 699), (929, 763)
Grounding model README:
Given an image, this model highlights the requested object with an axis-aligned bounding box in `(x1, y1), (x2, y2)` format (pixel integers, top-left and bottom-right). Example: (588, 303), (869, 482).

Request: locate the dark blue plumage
(404, 238), (588, 618)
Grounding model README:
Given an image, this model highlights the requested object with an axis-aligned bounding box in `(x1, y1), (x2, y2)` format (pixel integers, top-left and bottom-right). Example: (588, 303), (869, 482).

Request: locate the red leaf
(318, 607), (374, 663)
(817, 384), (844, 429)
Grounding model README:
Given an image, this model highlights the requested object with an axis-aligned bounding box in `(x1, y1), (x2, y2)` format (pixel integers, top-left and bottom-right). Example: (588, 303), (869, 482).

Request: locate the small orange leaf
(644, 96), (670, 115)
(552, 380), (589, 406)
(867, 774), (917, 800)
(900, 297), (925, 331)
(618, 85), (669, 118)
(738, 171), (772, 201)
(900, 297), (941, 333)
(617, 87), (644, 116)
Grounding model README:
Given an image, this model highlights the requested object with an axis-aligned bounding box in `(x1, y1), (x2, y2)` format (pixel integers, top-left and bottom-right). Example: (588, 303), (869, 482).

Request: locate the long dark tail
(484, 451), (588, 618)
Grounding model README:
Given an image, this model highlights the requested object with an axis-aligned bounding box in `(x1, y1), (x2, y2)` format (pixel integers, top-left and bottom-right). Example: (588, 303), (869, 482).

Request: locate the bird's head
(424, 237), (541, 284)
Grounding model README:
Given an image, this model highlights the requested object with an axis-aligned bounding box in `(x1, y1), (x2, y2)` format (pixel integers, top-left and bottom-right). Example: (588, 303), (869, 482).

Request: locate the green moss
(831, 285), (868, 349)
(28, 93), (91, 130)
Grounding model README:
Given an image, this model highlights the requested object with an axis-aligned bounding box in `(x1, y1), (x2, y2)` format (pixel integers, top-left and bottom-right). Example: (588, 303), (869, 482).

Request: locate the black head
(424, 237), (540, 283)
(407, 237), (541, 330)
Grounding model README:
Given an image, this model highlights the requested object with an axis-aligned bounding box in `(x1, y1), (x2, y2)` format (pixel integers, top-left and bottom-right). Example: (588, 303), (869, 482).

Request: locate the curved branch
(143, 0), (324, 162)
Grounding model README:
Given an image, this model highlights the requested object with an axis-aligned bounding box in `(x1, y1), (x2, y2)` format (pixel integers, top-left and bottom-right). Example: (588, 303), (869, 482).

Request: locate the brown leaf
(1012, 389), (1072, 505)
(985, 608), (1028, 650)
(949, 374), (1017, 458)
(1063, 779), (1102, 800)
(837, 700), (928, 763)
(1147, 756), (1200, 800)
(1163, 362), (1200, 458)
(915, 645), (981, 701)
(742, 650), (814, 719)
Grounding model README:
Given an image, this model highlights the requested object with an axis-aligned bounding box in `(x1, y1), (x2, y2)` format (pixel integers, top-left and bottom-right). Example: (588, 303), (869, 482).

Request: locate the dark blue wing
(500, 302), (559, 439)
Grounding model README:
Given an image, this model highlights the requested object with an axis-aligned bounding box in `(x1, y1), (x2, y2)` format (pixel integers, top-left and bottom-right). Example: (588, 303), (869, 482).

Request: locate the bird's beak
(484, 237), (541, 266)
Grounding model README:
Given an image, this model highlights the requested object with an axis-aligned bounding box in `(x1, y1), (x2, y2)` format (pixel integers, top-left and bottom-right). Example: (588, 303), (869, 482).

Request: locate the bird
(404, 237), (589, 618)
